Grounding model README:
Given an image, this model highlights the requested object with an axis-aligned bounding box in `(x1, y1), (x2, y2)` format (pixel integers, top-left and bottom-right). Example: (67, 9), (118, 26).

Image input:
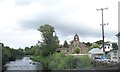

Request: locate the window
(104, 47), (106, 49)
(114, 50), (117, 53)
(113, 57), (117, 59)
(114, 50), (117, 56)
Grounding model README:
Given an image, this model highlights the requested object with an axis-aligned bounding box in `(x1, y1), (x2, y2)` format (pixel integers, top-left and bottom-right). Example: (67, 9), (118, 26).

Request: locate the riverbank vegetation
(31, 53), (92, 70)
(2, 46), (25, 66)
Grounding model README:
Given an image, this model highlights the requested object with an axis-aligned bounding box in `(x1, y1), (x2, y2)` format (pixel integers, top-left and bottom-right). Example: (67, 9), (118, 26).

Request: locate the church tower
(73, 34), (80, 47)
(74, 34), (79, 41)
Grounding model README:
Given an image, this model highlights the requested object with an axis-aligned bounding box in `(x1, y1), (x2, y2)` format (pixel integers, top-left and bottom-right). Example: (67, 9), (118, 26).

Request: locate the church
(59, 34), (88, 54)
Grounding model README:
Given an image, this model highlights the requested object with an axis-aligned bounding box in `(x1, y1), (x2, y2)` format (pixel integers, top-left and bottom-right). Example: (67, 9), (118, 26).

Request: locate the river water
(4, 57), (42, 72)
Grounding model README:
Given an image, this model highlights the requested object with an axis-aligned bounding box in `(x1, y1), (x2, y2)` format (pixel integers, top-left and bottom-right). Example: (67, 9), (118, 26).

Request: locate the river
(4, 56), (42, 72)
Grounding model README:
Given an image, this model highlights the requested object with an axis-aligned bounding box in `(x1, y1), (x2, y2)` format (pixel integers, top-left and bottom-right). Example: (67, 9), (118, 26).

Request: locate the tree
(83, 42), (92, 47)
(2, 46), (11, 65)
(24, 46), (31, 55)
(2, 46), (25, 66)
(90, 43), (99, 50)
(18, 48), (24, 55)
(94, 40), (103, 45)
(112, 43), (118, 49)
(37, 24), (59, 56)
(63, 40), (69, 48)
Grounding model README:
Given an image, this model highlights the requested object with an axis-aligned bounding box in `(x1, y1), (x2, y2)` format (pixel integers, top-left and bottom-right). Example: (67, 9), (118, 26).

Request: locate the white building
(108, 49), (119, 62)
(100, 41), (113, 52)
(88, 48), (103, 59)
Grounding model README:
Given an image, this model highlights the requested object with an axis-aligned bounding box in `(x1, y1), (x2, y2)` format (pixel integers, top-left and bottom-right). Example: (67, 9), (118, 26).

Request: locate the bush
(48, 53), (81, 70)
(74, 48), (80, 54)
(79, 55), (92, 68)
(31, 55), (49, 69)
(90, 43), (99, 49)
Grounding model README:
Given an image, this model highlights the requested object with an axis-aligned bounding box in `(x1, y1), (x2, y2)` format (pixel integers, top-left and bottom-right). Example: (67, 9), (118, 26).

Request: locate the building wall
(109, 50), (119, 62)
(118, 36), (120, 62)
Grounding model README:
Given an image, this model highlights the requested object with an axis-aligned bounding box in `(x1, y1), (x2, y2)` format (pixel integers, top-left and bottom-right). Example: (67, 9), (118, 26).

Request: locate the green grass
(79, 55), (92, 68)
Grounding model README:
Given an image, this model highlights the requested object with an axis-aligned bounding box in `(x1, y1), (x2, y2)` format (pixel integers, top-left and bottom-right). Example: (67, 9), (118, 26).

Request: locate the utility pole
(96, 8), (108, 58)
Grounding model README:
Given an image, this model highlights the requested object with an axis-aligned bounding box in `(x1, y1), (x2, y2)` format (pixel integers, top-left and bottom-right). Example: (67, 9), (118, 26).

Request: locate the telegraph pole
(96, 8), (108, 58)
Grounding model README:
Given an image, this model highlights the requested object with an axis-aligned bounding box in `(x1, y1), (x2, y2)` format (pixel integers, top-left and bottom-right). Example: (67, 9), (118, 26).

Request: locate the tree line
(2, 45), (25, 66)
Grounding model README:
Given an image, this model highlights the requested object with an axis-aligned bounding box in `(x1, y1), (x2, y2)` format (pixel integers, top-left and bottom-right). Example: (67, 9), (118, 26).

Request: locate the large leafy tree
(37, 24), (59, 56)
(63, 40), (69, 48)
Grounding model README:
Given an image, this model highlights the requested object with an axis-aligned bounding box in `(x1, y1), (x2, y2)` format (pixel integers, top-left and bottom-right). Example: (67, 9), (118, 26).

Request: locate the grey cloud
(17, 0), (117, 40)
(18, 14), (109, 38)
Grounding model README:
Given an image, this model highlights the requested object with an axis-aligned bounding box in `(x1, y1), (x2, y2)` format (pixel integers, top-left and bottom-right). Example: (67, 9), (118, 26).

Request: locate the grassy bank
(31, 53), (92, 70)
(79, 55), (92, 68)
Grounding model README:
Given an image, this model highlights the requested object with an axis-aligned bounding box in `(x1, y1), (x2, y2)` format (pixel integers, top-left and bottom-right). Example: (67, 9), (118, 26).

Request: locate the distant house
(90, 41), (119, 62)
(100, 41), (119, 62)
(99, 41), (115, 59)
(100, 41), (113, 52)
(88, 48), (103, 59)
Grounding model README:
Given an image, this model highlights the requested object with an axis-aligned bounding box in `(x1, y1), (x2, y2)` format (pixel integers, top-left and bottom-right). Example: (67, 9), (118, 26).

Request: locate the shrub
(48, 53), (80, 70)
(79, 55), (92, 68)
(74, 48), (80, 54)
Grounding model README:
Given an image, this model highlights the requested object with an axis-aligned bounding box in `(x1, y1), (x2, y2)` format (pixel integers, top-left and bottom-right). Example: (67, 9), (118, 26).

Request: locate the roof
(116, 32), (120, 37)
(88, 48), (103, 54)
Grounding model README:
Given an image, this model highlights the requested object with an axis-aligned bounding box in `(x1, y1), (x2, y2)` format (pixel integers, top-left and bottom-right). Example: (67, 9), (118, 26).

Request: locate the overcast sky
(0, 0), (119, 48)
